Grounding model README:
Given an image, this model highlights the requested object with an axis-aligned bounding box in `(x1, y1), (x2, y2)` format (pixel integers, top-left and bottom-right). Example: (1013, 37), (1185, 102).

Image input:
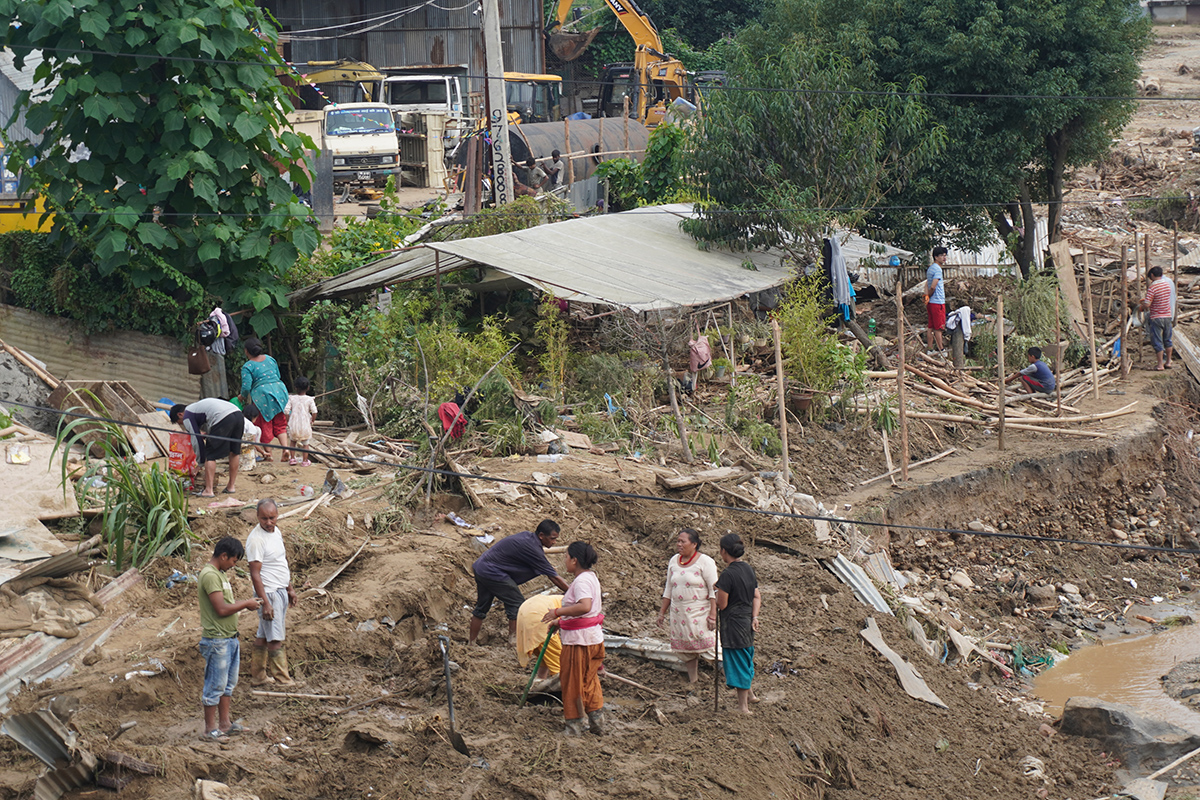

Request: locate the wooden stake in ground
(997, 296), (1006, 451)
(1054, 287), (1062, 416)
(1082, 247), (1099, 400)
(1174, 221), (1180, 324)
(771, 319), (790, 483)
(895, 277), (909, 480)
(1121, 244), (1130, 380)
(564, 118), (574, 185)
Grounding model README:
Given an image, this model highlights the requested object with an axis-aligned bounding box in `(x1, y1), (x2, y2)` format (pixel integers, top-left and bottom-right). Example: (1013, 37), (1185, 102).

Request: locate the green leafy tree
(643, 0), (766, 50)
(0, 0), (319, 335)
(763, 0), (1151, 275)
(683, 40), (943, 264)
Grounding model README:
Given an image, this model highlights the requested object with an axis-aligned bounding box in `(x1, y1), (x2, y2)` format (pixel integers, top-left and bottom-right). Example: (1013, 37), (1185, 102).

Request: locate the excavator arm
(551, 0), (663, 54)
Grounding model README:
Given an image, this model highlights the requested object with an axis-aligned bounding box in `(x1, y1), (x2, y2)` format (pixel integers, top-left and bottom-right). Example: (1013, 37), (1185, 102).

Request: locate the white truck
(378, 73), (469, 155)
(288, 102), (401, 189)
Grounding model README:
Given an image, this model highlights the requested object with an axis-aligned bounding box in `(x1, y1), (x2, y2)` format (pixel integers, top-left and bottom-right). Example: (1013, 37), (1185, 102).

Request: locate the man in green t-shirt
(198, 537), (260, 740)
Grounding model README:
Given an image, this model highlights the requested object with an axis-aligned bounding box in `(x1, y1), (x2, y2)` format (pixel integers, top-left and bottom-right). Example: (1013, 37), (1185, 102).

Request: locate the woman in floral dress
(656, 528), (717, 683)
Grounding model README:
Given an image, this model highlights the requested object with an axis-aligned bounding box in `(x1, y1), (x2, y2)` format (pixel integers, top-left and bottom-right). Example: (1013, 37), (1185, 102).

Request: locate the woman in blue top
(240, 338), (290, 462)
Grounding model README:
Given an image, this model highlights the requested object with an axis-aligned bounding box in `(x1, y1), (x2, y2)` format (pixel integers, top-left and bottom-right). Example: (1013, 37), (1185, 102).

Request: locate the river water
(1034, 621), (1200, 733)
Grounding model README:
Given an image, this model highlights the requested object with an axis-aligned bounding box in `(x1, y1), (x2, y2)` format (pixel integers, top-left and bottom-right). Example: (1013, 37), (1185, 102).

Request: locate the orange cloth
(560, 643), (604, 720)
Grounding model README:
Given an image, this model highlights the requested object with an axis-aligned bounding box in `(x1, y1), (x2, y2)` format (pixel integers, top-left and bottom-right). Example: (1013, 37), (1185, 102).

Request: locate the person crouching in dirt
(468, 519), (570, 645)
(247, 499), (300, 686)
(1004, 346), (1056, 394)
(716, 533), (760, 714)
(542, 541), (605, 735)
(516, 594), (563, 691)
(197, 537), (260, 740)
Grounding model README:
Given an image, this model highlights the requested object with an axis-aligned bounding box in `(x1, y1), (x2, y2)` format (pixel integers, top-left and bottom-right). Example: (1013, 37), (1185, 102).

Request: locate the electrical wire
(12, 399), (1200, 558)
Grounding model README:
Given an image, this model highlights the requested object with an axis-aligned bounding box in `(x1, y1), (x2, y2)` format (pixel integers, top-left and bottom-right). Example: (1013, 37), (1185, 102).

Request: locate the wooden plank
(1051, 241), (1088, 340)
(655, 466), (746, 490)
(1174, 329), (1200, 386)
(859, 617), (948, 709)
(139, 411), (171, 458)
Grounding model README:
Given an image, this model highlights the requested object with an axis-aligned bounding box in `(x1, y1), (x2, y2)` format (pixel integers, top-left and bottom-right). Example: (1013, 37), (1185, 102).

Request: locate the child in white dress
(284, 377), (318, 466)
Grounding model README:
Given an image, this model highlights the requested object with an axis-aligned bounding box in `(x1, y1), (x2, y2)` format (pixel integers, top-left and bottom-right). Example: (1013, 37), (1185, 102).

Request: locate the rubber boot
(587, 710), (605, 736)
(267, 647), (299, 687)
(562, 718), (586, 736)
(250, 645), (274, 687)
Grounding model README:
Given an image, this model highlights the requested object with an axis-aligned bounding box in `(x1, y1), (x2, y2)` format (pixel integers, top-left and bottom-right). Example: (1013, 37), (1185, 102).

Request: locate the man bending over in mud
(469, 519), (570, 645)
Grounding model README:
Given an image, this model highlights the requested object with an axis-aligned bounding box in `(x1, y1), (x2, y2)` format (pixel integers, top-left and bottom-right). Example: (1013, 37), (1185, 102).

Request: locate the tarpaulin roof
(289, 203), (911, 311)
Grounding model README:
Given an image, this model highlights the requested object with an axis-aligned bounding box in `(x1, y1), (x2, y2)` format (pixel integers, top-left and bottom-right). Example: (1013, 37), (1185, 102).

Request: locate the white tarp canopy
(289, 203), (912, 310)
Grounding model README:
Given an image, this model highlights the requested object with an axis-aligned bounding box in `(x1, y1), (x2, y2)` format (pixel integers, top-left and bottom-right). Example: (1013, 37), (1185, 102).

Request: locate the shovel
(437, 636), (470, 756)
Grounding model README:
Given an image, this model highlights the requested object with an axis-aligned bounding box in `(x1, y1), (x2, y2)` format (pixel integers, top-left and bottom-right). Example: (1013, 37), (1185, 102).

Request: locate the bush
(775, 275), (863, 401)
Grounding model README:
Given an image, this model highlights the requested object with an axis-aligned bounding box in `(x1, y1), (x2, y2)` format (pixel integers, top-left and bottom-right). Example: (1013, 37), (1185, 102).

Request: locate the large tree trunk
(1045, 130), (1069, 244)
(1014, 178), (1037, 279)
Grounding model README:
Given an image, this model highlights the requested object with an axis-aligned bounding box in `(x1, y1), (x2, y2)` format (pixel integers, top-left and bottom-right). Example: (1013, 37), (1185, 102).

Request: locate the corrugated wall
(266, 0), (544, 92)
(0, 305), (201, 405)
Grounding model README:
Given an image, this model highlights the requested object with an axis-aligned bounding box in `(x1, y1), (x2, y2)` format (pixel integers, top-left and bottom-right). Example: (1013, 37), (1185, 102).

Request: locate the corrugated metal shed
(0, 304), (201, 406)
(266, 0), (544, 91)
(0, 49), (45, 148)
(292, 204), (796, 310)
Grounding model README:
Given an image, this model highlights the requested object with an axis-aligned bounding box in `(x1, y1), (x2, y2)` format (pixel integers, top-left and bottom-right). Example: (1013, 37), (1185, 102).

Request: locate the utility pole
(481, 0), (512, 205)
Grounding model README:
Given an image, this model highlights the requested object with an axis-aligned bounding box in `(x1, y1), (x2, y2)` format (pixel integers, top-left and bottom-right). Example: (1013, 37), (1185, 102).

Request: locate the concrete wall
(0, 304), (201, 407)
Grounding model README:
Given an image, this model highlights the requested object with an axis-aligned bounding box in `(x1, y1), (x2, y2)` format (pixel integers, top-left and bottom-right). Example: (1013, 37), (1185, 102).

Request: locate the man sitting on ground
(1005, 346), (1056, 394)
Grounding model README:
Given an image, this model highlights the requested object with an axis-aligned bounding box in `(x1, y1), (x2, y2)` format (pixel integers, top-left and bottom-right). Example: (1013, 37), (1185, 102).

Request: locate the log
(317, 538), (370, 589)
(656, 466), (746, 490)
(252, 691), (350, 701)
(860, 448), (956, 486)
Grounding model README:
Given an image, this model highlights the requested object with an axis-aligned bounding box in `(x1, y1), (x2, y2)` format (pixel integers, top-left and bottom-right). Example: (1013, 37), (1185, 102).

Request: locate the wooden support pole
(1174, 221), (1180, 324)
(1082, 247), (1099, 400)
(997, 296), (1006, 451)
(896, 278), (909, 480)
(623, 96), (630, 152)
(1054, 287), (1062, 417)
(564, 118), (574, 186)
(1121, 244), (1130, 380)
(771, 319), (790, 484)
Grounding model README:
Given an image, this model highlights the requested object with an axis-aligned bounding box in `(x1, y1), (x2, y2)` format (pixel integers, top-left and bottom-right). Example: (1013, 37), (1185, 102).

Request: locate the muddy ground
(9, 24), (1200, 800)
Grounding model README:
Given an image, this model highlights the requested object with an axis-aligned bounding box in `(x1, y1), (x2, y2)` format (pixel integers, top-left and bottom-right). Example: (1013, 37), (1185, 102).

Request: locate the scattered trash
(536, 454), (563, 463)
(356, 619), (378, 633)
(445, 512), (472, 528)
(300, 485), (314, 498)
(1020, 755), (1046, 782)
(164, 571), (192, 589)
(124, 658), (165, 680)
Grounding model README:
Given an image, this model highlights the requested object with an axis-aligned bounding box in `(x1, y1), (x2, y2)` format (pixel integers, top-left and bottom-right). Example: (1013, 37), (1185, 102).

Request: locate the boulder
(1059, 696), (1200, 769)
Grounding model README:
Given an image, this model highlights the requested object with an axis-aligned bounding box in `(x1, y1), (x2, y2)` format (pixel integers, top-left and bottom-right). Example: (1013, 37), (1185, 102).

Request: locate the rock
(967, 520), (986, 532)
(1060, 583), (1080, 595)
(260, 474), (275, 484)
(195, 780), (262, 800)
(1027, 585), (1057, 602)
(1060, 697), (1200, 769)
(950, 570), (974, 590)
(1113, 529), (1129, 541)
(1038, 723), (1056, 738)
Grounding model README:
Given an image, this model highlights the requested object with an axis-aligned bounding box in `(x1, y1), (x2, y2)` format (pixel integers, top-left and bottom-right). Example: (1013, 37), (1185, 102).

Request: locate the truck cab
(503, 73), (563, 124)
(379, 74), (468, 153)
(323, 103), (400, 188)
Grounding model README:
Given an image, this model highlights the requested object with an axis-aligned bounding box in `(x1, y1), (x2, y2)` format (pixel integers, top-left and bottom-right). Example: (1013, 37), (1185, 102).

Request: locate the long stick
(713, 611), (720, 713)
(859, 448), (957, 486)
(881, 429), (896, 486)
(603, 670), (666, 697)
(1147, 743), (1200, 780)
(518, 629), (556, 708)
(771, 319), (790, 483)
(252, 691), (349, 701)
(1121, 244), (1130, 380)
(1174, 221), (1180, 324)
(1055, 287), (1062, 417)
(896, 277), (909, 480)
(1082, 247), (1099, 400)
(997, 295), (1006, 451)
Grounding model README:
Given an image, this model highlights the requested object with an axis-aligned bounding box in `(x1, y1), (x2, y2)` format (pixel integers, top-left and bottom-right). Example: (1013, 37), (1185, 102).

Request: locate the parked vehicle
(293, 103), (400, 189)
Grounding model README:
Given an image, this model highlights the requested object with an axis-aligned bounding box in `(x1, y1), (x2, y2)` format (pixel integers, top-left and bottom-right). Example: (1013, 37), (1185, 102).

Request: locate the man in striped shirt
(1140, 266), (1175, 371)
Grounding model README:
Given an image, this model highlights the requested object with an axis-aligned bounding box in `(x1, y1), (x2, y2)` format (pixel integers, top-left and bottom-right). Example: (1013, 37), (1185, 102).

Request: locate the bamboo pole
(564, 118), (574, 185)
(896, 277), (909, 480)
(1082, 247), (1099, 400)
(860, 448), (956, 486)
(1121, 245), (1130, 380)
(623, 96), (630, 152)
(1174, 221), (1180, 324)
(997, 296), (1006, 451)
(881, 429), (896, 486)
(771, 319), (790, 484)
(1054, 287), (1062, 416)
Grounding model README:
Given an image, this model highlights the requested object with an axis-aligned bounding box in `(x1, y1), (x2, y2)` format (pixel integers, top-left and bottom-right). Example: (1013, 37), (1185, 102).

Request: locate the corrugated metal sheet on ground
(0, 304), (200, 406)
(821, 553), (893, 615)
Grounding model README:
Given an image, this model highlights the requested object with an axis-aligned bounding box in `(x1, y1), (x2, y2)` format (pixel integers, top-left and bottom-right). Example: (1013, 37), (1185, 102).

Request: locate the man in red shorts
(925, 246), (948, 352)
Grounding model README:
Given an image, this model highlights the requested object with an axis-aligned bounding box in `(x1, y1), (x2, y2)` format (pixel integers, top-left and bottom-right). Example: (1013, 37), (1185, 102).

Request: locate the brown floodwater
(1034, 623), (1200, 733)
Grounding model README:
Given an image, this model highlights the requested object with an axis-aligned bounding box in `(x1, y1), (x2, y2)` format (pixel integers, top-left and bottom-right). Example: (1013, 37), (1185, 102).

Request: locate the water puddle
(1034, 622), (1200, 734)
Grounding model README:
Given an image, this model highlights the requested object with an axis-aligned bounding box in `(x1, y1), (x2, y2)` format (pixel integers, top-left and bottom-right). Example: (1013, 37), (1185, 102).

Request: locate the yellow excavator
(546, 0), (693, 127)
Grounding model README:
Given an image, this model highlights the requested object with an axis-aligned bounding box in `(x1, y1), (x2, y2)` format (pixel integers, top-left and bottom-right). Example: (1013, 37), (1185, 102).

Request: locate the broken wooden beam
(655, 466), (746, 491)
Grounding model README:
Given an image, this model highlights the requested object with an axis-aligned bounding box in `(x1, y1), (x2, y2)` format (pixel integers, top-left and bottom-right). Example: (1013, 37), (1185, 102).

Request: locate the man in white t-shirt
(246, 499), (299, 686)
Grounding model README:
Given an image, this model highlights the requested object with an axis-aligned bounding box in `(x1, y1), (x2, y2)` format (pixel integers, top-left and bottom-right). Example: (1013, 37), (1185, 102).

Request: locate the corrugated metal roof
(821, 553), (893, 615)
(7, 550), (90, 585)
(0, 304), (201, 406)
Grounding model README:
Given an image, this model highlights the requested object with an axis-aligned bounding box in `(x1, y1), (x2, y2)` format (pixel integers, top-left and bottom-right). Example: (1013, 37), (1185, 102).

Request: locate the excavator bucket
(547, 29), (600, 62)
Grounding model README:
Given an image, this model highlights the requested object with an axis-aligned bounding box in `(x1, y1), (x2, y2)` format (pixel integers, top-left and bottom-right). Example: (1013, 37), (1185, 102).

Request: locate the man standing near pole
(1141, 266), (1176, 370)
(925, 247), (948, 352)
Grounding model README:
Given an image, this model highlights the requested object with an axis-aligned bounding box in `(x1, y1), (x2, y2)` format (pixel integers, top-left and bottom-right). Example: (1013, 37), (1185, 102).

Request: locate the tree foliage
(0, 0), (319, 335)
(762, 0), (1151, 273)
(642, 0), (766, 50)
(683, 40), (943, 263)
